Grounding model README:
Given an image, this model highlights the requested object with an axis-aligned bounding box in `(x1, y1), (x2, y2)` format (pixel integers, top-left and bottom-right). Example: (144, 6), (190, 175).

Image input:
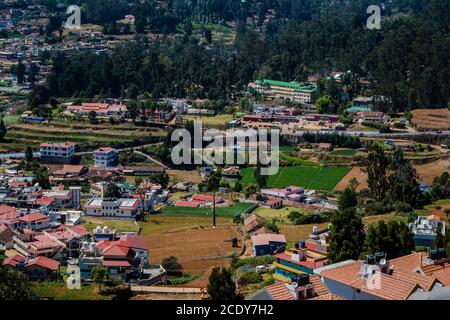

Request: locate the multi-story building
(93, 147), (118, 168)
(409, 215), (446, 248)
(40, 142), (76, 164)
(251, 79), (317, 103)
(84, 198), (141, 219)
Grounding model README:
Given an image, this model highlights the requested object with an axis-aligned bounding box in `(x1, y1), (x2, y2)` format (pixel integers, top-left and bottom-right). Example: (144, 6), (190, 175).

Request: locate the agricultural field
(185, 114), (233, 128)
(139, 215), (232, 235)
(142, 226), (242, 274)
(0, 122), (165, 152)
(280, 213), (407, 242)
(335, 158), (449, 191)
(82, 217), (140, 234)
(241, 166), (351, 191)
(411, 108), (450, 131)
(168, 169), (203, 184)
(252, 206), (303, 224)
(160, 202), (254, 218)
(329, 149), (358, 156)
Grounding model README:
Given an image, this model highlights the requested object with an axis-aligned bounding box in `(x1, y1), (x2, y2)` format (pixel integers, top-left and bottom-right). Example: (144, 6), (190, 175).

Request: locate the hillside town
(0, 0), (449, 305)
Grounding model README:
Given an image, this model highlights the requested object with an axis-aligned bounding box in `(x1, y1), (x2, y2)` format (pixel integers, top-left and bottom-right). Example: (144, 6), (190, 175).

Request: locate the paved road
(133, 149), (168, 169)
(291, 130), (450, 137)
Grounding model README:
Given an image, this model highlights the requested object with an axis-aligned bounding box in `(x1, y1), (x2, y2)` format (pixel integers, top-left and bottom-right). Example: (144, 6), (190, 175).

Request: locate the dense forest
(44, 0), (450, 112)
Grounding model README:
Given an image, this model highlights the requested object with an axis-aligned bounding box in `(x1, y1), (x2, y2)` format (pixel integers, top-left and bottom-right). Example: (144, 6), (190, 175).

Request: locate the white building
(84, 198), (141, 219)
(93, 147), (118, 168)
(43, 187), (81, 209)
(40, 142), (76, 164)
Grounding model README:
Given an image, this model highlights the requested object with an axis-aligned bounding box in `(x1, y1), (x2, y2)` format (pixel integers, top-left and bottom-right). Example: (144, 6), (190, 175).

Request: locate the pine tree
(207, 267), (242, 301)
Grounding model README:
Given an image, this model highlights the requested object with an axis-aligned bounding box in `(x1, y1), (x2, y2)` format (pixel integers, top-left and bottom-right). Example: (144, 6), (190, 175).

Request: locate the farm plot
(241, 166), (351, 191)
(161, 202), (254, 218)
(142, 226), (242, 273)
(411, 108), (450, 131)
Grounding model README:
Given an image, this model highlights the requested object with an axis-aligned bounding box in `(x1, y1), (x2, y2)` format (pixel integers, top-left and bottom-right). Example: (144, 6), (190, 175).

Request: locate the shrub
(365, 201), (393, 215)
(394, 201), (413, 213)
(238, 271), (263, 286)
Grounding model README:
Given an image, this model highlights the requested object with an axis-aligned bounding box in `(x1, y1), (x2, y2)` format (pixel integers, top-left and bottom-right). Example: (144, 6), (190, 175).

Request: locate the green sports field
(240, 166), (351, 190)
(161, 202), (254, 217)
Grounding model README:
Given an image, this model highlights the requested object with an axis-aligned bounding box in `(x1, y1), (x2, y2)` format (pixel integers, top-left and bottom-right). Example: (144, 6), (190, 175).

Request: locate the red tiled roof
(0, 205), (19, 222)
(390, 266), (437, 291)
(119, 234), (147, 250)
(192, 194), (223, 203)
(69, 224), (90, 237)
(2, 254), (25, 268)
(265, 282), (294, 300)
(103, 260), (131, 267)
(251, 233), (287, 246)
(19, 212), (48, 223)
(102, 244), (130, 257)
(433, 269), (450, 286)
(175, 200), (201, 207)
(25, 256), (59, 271)
(319, 261), (420, 300)
(422, 262), (450, 276)
(389, 252), (428, 272)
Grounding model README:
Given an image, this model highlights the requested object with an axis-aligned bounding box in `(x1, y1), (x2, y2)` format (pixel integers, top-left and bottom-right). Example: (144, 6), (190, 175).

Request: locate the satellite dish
(291, 282), (298, 288)
(379, 258), (387, 266)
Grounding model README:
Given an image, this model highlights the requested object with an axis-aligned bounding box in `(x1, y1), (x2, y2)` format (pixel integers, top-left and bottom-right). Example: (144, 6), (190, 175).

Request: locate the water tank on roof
(312, 226), (318, 235)
(90, 242), (96, 251)
(300, 241), (306, 249)
(365, 255), (376, 265)
(82, 242), (90, 250)
(95, 226), (102, 233)
(374, 252), (385, 263)
(103, 226), (109, 233)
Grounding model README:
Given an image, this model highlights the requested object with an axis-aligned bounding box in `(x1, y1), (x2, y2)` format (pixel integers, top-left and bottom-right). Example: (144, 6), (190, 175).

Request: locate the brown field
(143, 226), (242, 273)
(168, 169), (203, 184)
(411, 108), (450, 131)
(334, 166), (368, 192)
(335, 158), (449, 191)
(415, 158), (450, 184)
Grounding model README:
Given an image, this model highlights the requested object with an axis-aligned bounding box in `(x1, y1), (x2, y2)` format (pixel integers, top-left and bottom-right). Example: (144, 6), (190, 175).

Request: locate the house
(250, 274), (342, 300)
(93, 147), (118, 168)
(40, 142), (76, 164)
(318, 143), (333, 152)
(252, 233), (287, 256)
(19, 212), (49, 230)
(409, 215), (446, 248)
(305, 226), (330, 254)
(191, 194), (224, 204)
(3, 255), (59, 280)
(272, 243), (328, 282)
(244, 214), (264, 233)
(93, 225), (116, 241)
(43, 187), (81, 209)
(252, 79), (317, 103)
(357, 111), (386, 123)
(0, 223), (13, 248)
(84, 198), (141, 219)
(222, 166), (240, 178)
(315, 252), (447, 300)
(0, 205), (20, 229)
(263, 198), (283, 209)
(261, 186), (304, 201)
(13, 230), (65, 259)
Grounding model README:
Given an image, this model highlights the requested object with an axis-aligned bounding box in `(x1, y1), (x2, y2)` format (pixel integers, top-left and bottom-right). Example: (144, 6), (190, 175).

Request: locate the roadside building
(252, 233), (287, 256)
(93, 147), (118, 168)
(409, 215), (446, 248)
(84, 198), (141, 219)
(40, 142), (76, 164)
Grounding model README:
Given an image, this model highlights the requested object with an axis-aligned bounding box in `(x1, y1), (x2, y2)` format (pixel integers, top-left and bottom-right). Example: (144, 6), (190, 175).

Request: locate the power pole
(213, 188), (216, 227)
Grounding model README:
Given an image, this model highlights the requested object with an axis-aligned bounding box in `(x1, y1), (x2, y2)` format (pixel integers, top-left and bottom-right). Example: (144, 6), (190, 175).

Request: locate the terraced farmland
(0, 122), (165, 152)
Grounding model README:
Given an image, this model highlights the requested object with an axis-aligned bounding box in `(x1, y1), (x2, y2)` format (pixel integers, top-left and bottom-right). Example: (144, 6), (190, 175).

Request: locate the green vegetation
(279, 152), (323, 167)
(161, 202), (253, 218)
(330, 149), (358, 156)
(33, 282), (108, 300)
(241, 166), (351, 191)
